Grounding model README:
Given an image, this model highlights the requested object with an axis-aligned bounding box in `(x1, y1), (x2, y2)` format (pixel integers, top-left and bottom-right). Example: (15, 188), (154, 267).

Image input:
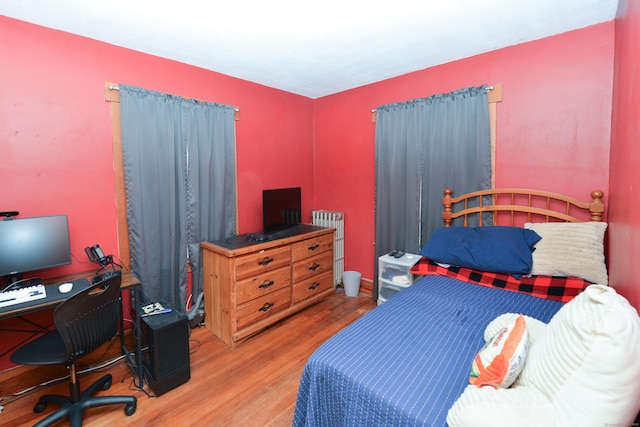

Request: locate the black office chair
(10, 271), (136, 427)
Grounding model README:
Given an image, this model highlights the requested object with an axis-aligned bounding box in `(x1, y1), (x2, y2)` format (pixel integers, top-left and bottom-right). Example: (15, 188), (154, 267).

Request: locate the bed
(292, 188), (640, 426)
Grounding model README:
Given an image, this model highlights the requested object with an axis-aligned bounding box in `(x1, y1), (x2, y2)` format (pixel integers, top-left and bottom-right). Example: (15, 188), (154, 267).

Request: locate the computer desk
(0, 270), (144, 390)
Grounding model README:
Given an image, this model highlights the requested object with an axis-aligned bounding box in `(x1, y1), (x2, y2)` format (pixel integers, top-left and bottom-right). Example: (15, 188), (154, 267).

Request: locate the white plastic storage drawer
(378, 253), (420, 285)
(378, 280), (407, 302)
(377, 252), (420, 305)
(379, 264), (412, 285)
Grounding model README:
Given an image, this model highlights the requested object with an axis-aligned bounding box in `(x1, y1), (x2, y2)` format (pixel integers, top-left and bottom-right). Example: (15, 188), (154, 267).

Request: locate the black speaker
(140, 309), (190, 395)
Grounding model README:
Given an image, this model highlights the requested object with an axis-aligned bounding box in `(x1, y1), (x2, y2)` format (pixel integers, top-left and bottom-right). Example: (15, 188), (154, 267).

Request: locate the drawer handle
(258, 302), (274, 312)
(308, 243), (320, 251)
(309, 282), (320, 290)
(258, 280), (275, 289)
(258, 257), (274, 266)
(309, 263), (321, 271)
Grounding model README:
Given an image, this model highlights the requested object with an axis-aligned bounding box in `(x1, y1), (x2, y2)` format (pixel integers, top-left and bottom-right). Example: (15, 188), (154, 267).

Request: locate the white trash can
(343, 271), (362, 297)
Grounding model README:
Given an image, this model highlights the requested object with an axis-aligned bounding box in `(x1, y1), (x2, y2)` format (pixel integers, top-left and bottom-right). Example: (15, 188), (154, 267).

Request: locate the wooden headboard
(442, 188), (605, 226)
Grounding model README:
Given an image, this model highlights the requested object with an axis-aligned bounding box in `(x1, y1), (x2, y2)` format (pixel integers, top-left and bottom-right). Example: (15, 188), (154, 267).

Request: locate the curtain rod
(371, 85), (495, 113)
(108, 85), (239, 112)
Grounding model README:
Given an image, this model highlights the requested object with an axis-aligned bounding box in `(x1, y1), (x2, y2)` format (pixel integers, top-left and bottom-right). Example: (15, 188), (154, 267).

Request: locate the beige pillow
(524, 222), (607, 285)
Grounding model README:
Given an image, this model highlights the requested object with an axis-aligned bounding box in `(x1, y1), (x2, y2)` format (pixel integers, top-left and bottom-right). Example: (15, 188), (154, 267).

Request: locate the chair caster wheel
(34, 402), (47, 413)
(102, 374), (113, 390)
(125, 403), (137, 416)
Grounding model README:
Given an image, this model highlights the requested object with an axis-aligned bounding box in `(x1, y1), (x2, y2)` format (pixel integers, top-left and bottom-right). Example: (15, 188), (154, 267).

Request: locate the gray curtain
(374, 85), (491, 297)
(120, 85), (236, 312)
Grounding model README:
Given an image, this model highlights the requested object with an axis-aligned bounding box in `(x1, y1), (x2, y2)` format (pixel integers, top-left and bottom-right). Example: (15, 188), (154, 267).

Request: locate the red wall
(608, 0), (640, 308)
(0, 16), (314, 281)
(313, 23), (614, 281)
(0, 17), (618, 290)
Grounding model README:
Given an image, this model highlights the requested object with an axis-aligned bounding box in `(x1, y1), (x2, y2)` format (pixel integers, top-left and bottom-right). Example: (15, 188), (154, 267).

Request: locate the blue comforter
(293, 274), (563, 427)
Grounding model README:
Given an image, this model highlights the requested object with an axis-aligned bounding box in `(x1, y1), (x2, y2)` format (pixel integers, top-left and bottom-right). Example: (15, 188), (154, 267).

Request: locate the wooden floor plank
(0, 291), (375, 427)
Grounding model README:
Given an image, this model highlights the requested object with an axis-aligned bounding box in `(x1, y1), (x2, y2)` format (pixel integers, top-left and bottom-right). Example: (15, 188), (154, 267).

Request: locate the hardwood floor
(0, 290), (376, 427)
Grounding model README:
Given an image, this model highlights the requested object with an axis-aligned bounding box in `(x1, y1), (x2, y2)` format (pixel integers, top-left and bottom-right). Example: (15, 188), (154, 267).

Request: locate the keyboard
(0, 284), (47, 308)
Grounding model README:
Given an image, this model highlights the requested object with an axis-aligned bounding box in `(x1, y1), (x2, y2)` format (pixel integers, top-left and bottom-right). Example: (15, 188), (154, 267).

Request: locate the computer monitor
(0, 215), (72, 286)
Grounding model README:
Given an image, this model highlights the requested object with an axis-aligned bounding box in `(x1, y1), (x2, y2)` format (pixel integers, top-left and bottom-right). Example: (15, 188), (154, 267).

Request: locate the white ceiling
(0, 0), (619, 98)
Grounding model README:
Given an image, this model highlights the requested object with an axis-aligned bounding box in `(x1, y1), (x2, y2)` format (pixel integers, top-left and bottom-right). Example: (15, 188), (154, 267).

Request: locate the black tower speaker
(140, 309), (190, 395)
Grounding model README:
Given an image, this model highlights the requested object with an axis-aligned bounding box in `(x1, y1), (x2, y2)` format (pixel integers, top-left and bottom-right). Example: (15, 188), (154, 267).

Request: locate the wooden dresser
(201, 224), (335, 346)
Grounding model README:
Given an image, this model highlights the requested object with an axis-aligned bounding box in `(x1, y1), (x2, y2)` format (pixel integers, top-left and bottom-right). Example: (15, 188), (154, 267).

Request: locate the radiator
(312, 210), (344, 288)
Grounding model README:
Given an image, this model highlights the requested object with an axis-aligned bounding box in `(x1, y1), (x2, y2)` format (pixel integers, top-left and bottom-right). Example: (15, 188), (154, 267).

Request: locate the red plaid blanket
(410, 258), (590, 303)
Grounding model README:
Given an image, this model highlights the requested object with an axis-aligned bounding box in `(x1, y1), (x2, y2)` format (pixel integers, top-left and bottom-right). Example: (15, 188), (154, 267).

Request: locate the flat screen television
(262, 187), (302, 233)
(0, 215), (72, 285)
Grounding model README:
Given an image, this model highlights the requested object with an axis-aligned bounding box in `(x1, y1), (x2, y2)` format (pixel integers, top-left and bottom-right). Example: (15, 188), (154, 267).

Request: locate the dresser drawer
(236, 266), (291, 305)
(235, 287), (291, 330)
(292, 271), (333, 304)
(202, 227), (335, 347)
(235, 246), (291, 280)
(292, 250), (333, 282)
(292, 233), (333, 262)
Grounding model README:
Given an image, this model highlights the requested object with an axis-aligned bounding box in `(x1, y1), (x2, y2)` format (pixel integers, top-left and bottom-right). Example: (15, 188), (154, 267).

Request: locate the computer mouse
(58, 282), (73, 293)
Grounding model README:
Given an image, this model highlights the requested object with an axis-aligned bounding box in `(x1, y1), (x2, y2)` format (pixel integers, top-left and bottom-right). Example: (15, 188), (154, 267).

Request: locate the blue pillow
(420, 226), (541, 275)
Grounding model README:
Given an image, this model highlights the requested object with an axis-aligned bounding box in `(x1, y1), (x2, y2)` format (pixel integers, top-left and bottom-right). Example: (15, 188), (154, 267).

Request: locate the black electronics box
(140, 308), (190, 396)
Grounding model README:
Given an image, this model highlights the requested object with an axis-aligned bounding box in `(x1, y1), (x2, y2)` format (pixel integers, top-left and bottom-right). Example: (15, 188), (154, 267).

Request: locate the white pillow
(449, 285), (640, 427)
(524, 222), (608, 284)
(447, 385), (554, 427)
(516, 284), (640, 426)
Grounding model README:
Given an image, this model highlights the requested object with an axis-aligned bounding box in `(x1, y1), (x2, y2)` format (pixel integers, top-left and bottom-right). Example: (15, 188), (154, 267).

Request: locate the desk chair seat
(10, 272), (136, 427)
